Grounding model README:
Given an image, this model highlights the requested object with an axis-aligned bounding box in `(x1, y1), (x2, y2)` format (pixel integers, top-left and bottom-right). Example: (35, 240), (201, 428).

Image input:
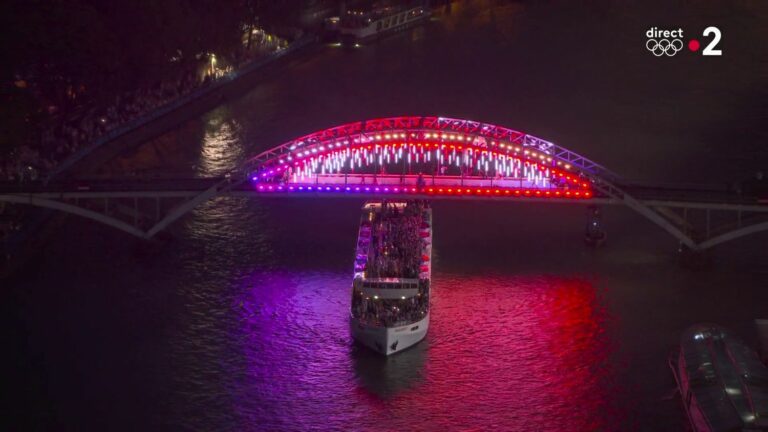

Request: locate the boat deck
(675, 324), (768, 431)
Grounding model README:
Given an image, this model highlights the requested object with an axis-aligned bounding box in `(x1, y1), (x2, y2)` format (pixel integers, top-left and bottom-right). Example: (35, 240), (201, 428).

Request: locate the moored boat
(340, 1), (430, 44)
(669, 324), (768, 431)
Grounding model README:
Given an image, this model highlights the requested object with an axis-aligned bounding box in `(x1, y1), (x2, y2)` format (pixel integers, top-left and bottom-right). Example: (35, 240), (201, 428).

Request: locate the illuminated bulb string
(253, 139), (591, 196)
(284, 144), (563, 186)
(255, 183), (592, 199)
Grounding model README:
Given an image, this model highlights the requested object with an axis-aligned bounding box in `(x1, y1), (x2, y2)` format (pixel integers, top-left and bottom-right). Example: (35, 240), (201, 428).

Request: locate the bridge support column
(677, 241), (711, 269)
(584, 205), (607, 247)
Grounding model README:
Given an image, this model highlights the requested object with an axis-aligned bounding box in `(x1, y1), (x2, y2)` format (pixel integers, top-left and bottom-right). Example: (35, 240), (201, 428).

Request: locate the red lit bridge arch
(2, 116), (767, 252)
(245, 116), (604, 200)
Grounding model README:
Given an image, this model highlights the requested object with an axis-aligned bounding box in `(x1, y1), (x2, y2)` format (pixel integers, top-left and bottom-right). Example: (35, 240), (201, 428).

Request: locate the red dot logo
(688, 39), (700, 51)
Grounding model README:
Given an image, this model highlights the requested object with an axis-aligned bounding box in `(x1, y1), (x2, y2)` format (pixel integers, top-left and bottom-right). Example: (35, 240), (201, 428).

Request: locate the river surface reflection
(223, 270), (615, 431)
(6, 1), (768, 431)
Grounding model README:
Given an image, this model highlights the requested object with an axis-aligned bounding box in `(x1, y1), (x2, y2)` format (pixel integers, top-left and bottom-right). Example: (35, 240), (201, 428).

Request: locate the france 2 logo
(646, 26), (722, 57)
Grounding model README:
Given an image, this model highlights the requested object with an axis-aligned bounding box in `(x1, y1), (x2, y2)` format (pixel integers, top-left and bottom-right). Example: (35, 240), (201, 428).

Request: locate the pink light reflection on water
(233, 271), (618, 431)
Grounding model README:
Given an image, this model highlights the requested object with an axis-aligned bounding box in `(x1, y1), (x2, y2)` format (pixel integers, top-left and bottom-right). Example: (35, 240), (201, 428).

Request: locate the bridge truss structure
(2, 116), (767, 252)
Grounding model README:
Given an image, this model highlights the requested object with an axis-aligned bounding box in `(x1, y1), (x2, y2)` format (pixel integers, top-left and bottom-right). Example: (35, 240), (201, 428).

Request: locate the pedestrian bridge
(2, 116), (767, 252)
(246, 116), (597, 199)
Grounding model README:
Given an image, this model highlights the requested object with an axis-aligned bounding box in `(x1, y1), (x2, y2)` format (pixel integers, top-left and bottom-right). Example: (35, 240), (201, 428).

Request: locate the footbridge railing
(2, 116), (767, 253)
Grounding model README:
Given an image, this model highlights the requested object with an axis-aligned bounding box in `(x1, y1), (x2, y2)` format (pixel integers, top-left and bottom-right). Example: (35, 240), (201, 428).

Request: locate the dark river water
(5, 1), (768, 431)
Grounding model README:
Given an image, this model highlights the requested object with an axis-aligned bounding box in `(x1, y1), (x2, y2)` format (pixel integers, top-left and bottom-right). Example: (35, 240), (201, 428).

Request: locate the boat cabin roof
(680, 324), (768, 430)
(363, 201), (408, 211)
(361, 277), (419, 285)
(355, 277), (420, 300)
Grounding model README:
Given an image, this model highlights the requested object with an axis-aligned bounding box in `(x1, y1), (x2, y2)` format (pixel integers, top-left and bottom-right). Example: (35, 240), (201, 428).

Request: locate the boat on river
(339, 1), (430, 44)
(669, 324), (768, 431)
(350, 200), (431, 355)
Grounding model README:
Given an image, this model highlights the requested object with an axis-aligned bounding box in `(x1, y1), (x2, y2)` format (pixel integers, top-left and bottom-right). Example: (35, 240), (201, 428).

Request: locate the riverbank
(50, 35), (318, 179)
(0, 35), (319, 278)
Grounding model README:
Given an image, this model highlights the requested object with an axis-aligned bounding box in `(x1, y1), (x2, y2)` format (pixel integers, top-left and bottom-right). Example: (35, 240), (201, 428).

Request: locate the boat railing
(354, 313), (427, 329)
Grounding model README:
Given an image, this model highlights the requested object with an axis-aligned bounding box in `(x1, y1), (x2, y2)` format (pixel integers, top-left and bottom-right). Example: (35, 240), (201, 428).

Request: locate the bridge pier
(677, 241), (711, 269)
(584, 205), (607, 247)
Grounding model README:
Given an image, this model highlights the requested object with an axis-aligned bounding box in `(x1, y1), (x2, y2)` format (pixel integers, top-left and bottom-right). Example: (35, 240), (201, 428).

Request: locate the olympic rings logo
(646, 38), (683, 56)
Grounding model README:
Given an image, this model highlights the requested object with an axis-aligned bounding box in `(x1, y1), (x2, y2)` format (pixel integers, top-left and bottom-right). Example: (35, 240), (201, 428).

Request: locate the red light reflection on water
(234, 272), (617, 431)
(360, 274), (617, 431)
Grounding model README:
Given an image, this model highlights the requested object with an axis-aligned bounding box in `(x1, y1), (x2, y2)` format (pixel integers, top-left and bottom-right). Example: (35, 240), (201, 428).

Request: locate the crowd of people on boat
(351, 200), (430, 326)
(352, 282), (430, 327)
(363, 201), (428, 279)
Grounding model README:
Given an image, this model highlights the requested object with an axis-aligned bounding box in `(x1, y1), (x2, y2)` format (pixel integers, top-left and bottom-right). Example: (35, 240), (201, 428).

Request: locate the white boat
(350, 200), (432, 355)
(340, 2), (430, 44)
(669, 324), (768, 431)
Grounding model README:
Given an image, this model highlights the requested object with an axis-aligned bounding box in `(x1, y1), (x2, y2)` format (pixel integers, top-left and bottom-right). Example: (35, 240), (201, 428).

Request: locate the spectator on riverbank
(2, 32), (291, 183)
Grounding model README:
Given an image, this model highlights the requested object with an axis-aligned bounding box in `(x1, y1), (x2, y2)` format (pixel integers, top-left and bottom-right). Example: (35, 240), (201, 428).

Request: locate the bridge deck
(1, 177), (766, 211)
(5, 114), (766, 251)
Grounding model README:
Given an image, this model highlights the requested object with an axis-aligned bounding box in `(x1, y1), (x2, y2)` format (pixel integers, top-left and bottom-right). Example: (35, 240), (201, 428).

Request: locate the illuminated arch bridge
(245, 116), (601, 200)
(2, 116), (768, 252)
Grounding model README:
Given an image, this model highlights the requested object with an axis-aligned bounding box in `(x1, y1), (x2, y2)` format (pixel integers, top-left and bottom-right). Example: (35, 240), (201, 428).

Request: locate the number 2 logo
(702, 26), (722, 56)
